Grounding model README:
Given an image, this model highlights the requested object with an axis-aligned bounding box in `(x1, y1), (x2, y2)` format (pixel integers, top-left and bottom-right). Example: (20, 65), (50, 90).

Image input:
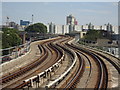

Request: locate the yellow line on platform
(86, 66), (90, 68)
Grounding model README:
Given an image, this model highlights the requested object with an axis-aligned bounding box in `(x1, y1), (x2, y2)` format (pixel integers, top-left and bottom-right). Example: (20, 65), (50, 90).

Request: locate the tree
(84, 29), (105, 41)
(25, 23), (47, 33)
(2, 28), (22, 49)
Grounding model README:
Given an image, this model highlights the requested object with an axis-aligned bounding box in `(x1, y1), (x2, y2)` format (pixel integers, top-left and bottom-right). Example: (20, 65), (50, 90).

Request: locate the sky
(1, 0), (120, 2)
(2, 2), (118, 26)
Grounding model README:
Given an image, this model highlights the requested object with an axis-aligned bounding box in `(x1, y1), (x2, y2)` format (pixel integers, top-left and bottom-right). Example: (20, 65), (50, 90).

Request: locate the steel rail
(10, 37), (68, 89)
(76, 43), (120, 74)
(0, 38), (62, 85)
(66, 43), (108, 89)
(0, 44), (48, 84)
(45, 39), (77, 88)
(64, 43), (92, 88)
(64, 52), (85, 89)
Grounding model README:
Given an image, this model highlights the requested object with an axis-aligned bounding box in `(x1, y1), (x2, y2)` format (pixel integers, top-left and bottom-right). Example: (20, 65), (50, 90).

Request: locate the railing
(46, 52), (77, 88)
(85, 45), (119, 59)
(77, 42), (120, 59)
(0, 41), (31, 64)
(23, 44), (65, 88)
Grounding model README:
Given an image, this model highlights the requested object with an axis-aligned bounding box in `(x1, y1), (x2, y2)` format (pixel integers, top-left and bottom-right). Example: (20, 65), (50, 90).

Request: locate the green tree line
(25, 23), (47, 33)
(84, 29), (108, 41)
(2, 28), (22, 49)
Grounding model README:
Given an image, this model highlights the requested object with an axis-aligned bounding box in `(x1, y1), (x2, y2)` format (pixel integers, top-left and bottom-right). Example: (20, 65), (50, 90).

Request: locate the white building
(62, 25), (69, 34)
(46, 24), (49, 33)
(74, 25), (82, 32)
(94, 25), (101, 30)
(48, 22), (55, 34)
(101, 24), (107, 30)
(55, 25), (63, 34)
(83, 25), (89, 30)
(47, 22), (118, 35)
(112, 26), (118, 34)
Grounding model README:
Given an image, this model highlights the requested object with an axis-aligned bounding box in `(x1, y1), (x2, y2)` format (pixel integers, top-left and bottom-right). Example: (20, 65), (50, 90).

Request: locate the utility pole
(6, 16), (9, 26)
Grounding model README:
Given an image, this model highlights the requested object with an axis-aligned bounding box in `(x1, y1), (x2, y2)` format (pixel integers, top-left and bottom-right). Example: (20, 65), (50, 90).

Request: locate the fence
(0, 41), (31, 64)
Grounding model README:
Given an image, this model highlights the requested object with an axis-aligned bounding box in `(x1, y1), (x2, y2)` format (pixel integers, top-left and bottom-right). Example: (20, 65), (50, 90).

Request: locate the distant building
(48, 22), (55, 34)
(112, 26), (118, 34)
(3, 21), (22, 30)
(88, 23), (94, 30)
(17, 25), (25, 31)
(66, 14), (78, 25)
(94, 25), (101, 30)
(69, 25), (74, 33)
(101, 24), (107, 30)
(46, 24), (49, 33)
(107, 23), (112, 32)
(9, 22), (16, 28)
(62, 25), (69, 34)
(74, 25), (82, 32)
(55, 25), (63, 34)
(47, 21), (118, 35)
(20, 20), (30, 26)
(83, 24), (89, 30)
(74, 20), (78, 25)
(20, 20), (30, 30)
(80, 31), (87, 38)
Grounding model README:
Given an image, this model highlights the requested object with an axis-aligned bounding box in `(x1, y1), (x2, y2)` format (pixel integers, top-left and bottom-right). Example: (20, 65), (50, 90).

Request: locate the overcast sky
(2, 2), (118, 26)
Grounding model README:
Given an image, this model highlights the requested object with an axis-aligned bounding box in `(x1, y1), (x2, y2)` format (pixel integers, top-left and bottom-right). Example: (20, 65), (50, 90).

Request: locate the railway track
(1, 36), (119, 89)
(64, 52), (85, 89)
(62, 42), (108, 89)
(2, 37), (74, 89)
(13, 37), (74, 89)
(10, 42), (62, 89)
(0, 44), (48, 84)
(0, 39), (50, 83)
(1, 37), (65, 89)
(76, 43), (120, 74)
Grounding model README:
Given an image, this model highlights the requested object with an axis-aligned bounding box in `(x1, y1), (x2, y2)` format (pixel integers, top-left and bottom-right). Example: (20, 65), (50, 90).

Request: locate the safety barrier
(0, 41), (31, 64)
(46, 54), (77, 88)
(77, 43), (120, 60)
(45, 40), (77, 88)
(23, 43), (65, 88)
(22, 39), (77, 88)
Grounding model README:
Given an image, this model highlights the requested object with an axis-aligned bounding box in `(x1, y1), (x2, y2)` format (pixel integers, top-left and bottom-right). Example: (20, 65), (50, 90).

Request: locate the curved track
(1, 36), (119, 89)
(58, 43), (108, 89)
(1, 37), (65, 89)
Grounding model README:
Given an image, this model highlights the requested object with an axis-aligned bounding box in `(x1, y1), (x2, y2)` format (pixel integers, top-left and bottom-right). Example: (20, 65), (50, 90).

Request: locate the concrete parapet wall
(0, 37), (60, 77)
(1, 42), (40, 76)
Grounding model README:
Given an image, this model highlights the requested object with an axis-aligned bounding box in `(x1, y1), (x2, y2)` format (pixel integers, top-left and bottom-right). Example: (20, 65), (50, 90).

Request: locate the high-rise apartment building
(66, 14), (78, 25)
(48, 22), (55, 34)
